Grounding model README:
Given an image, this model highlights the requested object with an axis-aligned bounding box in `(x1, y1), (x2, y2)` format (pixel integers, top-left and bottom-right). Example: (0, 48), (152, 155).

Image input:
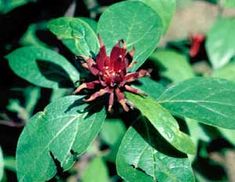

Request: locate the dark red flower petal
(110, 40), (127, 72)
(96, 36), (108, 71)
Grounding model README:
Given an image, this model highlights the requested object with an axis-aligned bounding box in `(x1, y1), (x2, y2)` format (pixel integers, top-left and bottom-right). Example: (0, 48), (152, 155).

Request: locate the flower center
(101, 67), (123, 87)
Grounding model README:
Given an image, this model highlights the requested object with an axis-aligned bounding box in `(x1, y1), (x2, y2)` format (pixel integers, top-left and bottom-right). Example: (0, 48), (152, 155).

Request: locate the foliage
(206, 18), (235, 69)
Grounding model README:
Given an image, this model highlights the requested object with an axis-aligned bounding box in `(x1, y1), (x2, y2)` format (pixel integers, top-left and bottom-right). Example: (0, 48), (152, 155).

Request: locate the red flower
(189, 33), (205, 58)
(74, 36), (150, 112)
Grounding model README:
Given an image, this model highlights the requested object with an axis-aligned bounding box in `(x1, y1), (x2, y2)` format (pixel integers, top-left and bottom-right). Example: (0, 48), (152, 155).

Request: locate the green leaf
(16, 96), (106, 181)
(79, 17), (97, 33)
(100, 118), (126, 162)
(135, 77), (165, 100)
(0, 147), (3, 181)
(116, 120), (195, 182)
(218, 127), (235, 145)
(186, 118), (210, 147)
(101, 119), (126, 146)
(206, 18), (235, 69)
(82, 157), (109, 182)
(212, 61), (235, 81)
(97, 1), (163, 71)
(126, 93), (196, 155)
(158, 77), (235, 129)
(130, 0), (176, 33)
(48, 17), (99, 57)
(149, 50), (195, 83)
(6, 46), (80, 89)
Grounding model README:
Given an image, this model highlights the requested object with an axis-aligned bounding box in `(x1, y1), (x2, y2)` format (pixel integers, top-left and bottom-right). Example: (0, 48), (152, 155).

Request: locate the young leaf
(149, 50), (195, 83)
(82, 157), (109, 182)
(130, 0), (176, 33)
(0, 147), (3, 181)
(6, 46), (80, 89)
(206, 18), (235, 69)
(126, 93), (196, 155)
(116, 120), (195, 182)
(97, 1), (163, 71)
(48, 17), (99, 57)
(158, 78), (235, 129)
(16, 96), (106, 181)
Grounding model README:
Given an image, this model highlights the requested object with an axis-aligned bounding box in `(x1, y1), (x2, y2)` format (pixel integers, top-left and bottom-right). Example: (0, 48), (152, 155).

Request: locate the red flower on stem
(74, 36), (150, 112)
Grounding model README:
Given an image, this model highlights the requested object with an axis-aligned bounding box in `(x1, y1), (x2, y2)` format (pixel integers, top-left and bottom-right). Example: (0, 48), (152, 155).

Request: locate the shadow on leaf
(36, 60), (74, 88)
(65, 96), (105, 118)
(133, 114), (186, 158)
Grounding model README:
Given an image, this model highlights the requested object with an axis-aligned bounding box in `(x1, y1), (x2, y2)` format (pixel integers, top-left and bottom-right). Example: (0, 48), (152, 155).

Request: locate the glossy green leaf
(158, 78), (235, 129)
(135, 77), (165, 100)
(48, 17), (99, 57)
(82, 157), (109, 182)
(206, 18), (235, 69)
(0, 147), (3, 181)
(16, 96), (106, 181)
(97, 1), (163, 71)
(131, 0), (176, 33)
(126, 93), (196, 154)
(100, 119), (126, 161)
(149, 50), (195, 83)
(6, 46), (80, 89)
(212, 61), (235, 81)
(117, 120), (195, 182)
